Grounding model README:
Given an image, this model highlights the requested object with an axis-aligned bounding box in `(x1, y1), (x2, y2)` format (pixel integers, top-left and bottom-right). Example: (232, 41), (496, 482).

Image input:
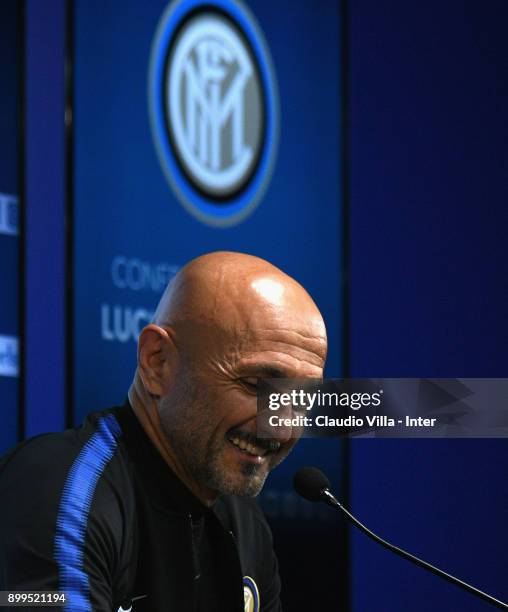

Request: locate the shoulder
(0, 408), (136, 584)
(0, 409), (130, 506)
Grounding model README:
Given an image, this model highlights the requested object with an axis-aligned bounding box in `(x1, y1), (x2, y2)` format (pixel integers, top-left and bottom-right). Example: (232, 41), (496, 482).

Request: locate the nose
(256, 402), (304, 445)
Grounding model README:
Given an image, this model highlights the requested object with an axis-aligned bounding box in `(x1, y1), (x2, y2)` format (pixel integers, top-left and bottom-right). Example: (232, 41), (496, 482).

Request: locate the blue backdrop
(349, 1), (508, 610)
(6, 0), (508, 609)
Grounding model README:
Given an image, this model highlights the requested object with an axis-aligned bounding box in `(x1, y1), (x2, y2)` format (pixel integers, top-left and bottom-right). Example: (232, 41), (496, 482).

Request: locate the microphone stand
(320, 489), (508, 611)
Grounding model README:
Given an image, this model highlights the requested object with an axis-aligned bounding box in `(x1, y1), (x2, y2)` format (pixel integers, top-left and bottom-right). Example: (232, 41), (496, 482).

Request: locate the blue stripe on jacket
(54, 414), (122, 611)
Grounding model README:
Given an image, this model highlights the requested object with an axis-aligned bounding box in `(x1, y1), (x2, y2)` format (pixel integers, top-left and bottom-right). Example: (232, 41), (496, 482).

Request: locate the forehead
(225, 312), (327, 377)
(175, 269), (327, 374)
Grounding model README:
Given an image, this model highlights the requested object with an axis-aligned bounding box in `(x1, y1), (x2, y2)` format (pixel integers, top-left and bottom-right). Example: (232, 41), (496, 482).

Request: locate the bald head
(130, 251), (327, 504)
(152, 252), (326, 346)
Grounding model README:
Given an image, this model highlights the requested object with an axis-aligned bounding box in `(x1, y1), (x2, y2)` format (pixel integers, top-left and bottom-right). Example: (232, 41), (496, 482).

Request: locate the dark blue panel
(72, 0), (344, 608)
(0, 0), (21, 454)
(0, 2), (20, 192)
(25, 0), (66, 436)
(349, 1), (508, 610)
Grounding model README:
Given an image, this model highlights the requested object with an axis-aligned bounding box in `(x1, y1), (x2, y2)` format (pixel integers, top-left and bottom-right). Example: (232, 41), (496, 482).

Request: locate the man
(0, 252), (327, 611)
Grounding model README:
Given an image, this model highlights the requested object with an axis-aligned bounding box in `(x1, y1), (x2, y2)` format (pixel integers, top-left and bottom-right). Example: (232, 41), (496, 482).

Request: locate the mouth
(226, 431), (280, 463)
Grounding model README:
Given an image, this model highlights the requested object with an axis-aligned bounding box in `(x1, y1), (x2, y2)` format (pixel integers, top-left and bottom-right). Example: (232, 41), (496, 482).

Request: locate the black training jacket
(0, 403), (282, 612)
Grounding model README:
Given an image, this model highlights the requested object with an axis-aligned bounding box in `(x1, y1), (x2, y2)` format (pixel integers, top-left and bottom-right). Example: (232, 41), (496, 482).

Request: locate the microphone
(293, 467), (508, 610)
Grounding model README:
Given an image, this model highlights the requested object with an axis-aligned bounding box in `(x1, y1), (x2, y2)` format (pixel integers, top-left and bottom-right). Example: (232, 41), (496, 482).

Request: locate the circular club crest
(149, 0), (279, 227)
(243, 576), (260, 612)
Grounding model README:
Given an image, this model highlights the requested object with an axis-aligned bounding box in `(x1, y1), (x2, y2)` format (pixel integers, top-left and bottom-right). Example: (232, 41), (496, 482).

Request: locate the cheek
(213, 387), (258, 427)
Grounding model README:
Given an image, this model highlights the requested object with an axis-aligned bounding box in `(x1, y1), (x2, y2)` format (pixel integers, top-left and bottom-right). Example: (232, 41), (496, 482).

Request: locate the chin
(215, 467), (268, 497)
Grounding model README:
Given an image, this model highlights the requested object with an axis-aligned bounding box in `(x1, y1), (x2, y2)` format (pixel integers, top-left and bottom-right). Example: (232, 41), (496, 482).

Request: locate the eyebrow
(245, 364), (292, 379)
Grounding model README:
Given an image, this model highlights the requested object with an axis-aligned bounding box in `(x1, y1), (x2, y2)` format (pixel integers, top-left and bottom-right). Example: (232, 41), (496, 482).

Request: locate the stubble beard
(159, 393), (271, 498)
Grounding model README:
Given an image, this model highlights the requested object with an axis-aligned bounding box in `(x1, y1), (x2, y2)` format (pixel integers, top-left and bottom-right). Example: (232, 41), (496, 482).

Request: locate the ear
(137, 324), (175, 397)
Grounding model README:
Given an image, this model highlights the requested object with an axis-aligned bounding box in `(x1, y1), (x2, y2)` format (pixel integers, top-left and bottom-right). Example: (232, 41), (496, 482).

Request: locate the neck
(128, 375), (218, 507)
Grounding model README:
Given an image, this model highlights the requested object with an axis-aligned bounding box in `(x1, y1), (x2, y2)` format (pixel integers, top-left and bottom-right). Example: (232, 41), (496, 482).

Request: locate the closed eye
(239, 377), (258, 392)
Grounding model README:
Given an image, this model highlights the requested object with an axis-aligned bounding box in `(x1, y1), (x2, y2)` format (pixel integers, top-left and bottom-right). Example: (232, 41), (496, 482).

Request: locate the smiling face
(160, 313), (325, 497)
(135, 253), (327, 501)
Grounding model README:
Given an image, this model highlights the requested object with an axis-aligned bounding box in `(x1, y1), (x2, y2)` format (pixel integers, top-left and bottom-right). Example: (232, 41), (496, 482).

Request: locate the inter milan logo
(243, 576), (260, 612)
(168, 13), (264, 197)
(149, 0), (279, 227)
